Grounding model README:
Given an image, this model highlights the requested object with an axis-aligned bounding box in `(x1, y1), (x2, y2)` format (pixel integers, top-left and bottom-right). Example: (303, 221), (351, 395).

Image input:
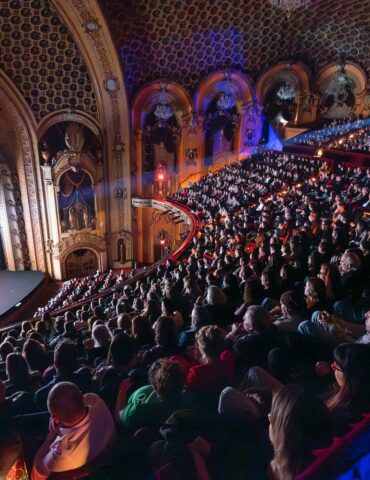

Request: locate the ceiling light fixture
(269, 0), (310, 18)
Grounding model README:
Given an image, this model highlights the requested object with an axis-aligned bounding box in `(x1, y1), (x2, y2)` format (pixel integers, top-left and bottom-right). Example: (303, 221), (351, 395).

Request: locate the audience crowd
(0, 149), (370, 480)
(293, 118), (369, 153)
(327, 126), (370, 154)
(34, 269), (129, 316)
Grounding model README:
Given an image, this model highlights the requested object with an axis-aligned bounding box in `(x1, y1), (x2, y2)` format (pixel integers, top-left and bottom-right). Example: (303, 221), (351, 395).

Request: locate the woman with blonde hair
(268, 385), (332, 480)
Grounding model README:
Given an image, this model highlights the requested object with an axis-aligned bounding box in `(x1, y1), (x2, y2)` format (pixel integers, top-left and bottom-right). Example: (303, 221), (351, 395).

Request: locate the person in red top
(186, 326), (235, 405)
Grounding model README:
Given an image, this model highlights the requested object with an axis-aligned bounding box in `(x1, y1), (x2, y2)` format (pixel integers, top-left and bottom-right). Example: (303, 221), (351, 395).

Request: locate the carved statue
(303, 91), (313, 112)
(83, 208), (89, 229)
(65, 123), (85, 152)
(69, 207), (77, 230)
(68, 203), (89, 230)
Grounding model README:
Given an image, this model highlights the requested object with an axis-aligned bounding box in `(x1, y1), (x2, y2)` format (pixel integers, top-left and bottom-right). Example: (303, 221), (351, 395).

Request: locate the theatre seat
(296, 413), (370, 480)
(49, 437), (124, 480)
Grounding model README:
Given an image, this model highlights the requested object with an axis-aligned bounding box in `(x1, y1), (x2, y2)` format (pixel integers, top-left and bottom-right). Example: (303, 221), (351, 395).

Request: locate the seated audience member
(23, 339), (50, 375)
(94, 332), (136, 412)
(186, 325), (235, 405)
(0, 340), (14, 364)
(339, 250), (363, 301)
(298, 310), (365, 345)
(261, 268), (280, 305)
(304, 277), (329, 315)
(20, 321), (33, 341)
(116, 313), (131, 333)
(117, 358), (186, 433)
(178, 305), (211, 350)
(142, 298), (162, 326)
(200, 285), (232, 327)
(233, 306), (279, 372)
(222, 273), (243, 311)
(86, 324), (112, 366)
(234, 277), (265, 321)
(5, 353), (41, 397)
(325, 343), (370, 436)
(32, 381), (115, 480)
(138, 316), (178, 365)
(48, 317), (65, 348)
(267, 384), (332, 480)
(317, 263), (344, 303)
(34, 341), (93, 411)
(161, 297), (184, 330)
(271, 290), (307, 332)
(130, 315), (155, 351)
(357, 308), (370, 344)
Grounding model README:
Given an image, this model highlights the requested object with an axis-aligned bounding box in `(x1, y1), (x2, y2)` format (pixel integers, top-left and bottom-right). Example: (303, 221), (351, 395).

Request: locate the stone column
(0, 164), (30, 270)
(40, 165), (62, 279)
(133, 129), (143, 196)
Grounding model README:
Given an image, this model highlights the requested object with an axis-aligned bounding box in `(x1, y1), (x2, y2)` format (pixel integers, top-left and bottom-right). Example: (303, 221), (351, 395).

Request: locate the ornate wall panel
(0, 75), (46, 272)
(0, 0), (99, 121)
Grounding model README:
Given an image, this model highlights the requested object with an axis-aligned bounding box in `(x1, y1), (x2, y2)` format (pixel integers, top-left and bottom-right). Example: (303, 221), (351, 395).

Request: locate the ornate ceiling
(100, 0), (370, 100)
(0, 0), (98, 121)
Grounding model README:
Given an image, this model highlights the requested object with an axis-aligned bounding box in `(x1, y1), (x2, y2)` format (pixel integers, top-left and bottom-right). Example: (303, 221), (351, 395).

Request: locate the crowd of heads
(0, 149), (370, 479)
(293, 118), (369, 153)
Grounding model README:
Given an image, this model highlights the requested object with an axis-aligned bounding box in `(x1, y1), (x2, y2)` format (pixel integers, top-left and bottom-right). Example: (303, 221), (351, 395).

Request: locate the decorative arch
(55, 232), (107, 279)
(37, 110), (102, 143)
(132, 81), (193, 195)
(256, 62), (314, 125)
(196, 71), (257, 164)
(54, 160), (96, 187)
(316, 62), (367, 119)
(64, 247), (100, 279)
(132, 81), (193, 131)
(196, 70), (254, 114)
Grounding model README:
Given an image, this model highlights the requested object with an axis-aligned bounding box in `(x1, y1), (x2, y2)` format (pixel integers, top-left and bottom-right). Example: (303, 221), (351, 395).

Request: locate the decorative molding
(0, 164), (31, 269)
(54, 232), (107, 259)
(38, 110), (102, 143)
(69, 0), (121, 139)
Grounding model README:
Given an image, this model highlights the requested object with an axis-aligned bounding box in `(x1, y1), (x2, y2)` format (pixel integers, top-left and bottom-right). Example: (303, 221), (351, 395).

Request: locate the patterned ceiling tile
(0, 0), (98, 121)
(99, 0), (370, 100)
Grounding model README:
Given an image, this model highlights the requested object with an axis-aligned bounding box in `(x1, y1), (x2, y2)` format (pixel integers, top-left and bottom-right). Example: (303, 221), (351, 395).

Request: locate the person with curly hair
(117, 358), (187, 433)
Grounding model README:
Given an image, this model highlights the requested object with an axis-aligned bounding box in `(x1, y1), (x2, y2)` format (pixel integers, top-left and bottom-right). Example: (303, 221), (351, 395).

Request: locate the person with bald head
(31, 382), (115, 480)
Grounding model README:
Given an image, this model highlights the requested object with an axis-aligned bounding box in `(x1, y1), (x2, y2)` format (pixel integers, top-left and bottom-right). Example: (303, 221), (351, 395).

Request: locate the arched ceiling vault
(0, 0), (99, 121)
(99, 0), (370, 100)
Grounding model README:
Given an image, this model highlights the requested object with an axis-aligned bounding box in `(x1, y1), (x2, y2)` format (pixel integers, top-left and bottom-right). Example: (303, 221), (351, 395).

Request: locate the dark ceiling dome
(99, 0), (370, 100)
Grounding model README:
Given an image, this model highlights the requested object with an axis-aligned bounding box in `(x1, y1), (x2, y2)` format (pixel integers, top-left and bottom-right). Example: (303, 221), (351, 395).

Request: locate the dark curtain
(204, 99), (238, 166)
(143, 110), (179, 179)
(58, 170), (95, 221)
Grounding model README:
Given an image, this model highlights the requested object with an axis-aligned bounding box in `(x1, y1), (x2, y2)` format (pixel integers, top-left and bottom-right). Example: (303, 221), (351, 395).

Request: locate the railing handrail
(0, 198), (200, 334)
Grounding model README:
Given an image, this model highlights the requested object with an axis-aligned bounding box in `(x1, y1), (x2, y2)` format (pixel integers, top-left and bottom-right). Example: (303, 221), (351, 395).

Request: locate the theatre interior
(0, 0), (369, 478)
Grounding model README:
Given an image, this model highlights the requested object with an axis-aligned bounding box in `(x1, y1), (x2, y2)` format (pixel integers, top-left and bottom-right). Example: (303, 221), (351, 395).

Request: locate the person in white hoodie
(32, 382), (115, 480)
